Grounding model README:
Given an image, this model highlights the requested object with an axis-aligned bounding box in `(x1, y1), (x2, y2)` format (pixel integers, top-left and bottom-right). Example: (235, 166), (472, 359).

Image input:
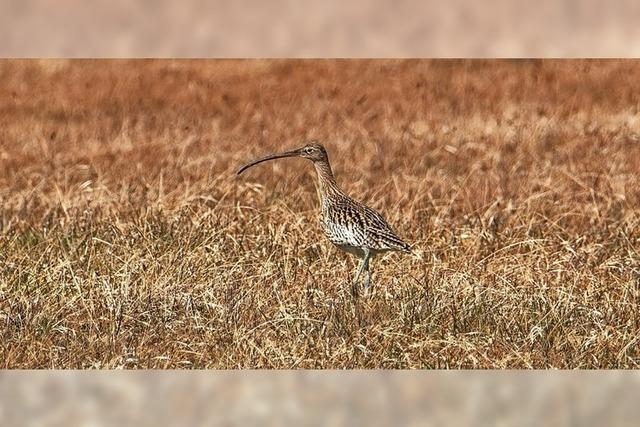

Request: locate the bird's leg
(351, 249), (370, 296)
(353, 248), (371, 291)
(351, 258), (365, 296)
(363, 253), (372, 294)
(363, 269), (371, 294)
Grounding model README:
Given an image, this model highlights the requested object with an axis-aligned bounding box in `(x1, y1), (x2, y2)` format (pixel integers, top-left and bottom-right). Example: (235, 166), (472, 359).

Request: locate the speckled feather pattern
(320, 193), (411, 254)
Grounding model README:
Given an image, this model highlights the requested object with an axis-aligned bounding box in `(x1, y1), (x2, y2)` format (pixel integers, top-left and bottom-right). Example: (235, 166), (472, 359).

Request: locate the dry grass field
(1, 59), (639, 368)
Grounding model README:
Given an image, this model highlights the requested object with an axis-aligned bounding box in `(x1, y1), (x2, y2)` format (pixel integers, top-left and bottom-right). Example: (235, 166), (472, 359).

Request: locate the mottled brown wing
(321, 195), (411, 253)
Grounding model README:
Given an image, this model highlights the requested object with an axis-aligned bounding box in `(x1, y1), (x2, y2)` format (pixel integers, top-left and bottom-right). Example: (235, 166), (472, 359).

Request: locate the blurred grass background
(2, 371), (640, 426)
(2, 0), (640, 56)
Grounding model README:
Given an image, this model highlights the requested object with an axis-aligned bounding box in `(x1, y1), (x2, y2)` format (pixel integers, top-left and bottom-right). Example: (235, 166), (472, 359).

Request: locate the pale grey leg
(351, 248), (371, 296)
(363, 254), (372, 294)
(351, 257), (366, 288)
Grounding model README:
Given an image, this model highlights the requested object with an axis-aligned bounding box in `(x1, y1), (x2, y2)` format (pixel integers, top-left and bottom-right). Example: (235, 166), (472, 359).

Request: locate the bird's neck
(313, 160), (343, 203)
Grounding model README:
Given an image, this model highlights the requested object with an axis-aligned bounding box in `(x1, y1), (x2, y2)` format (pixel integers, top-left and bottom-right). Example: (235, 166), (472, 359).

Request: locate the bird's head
(236, 141), (329, 175)
(296, 141), (328, 162)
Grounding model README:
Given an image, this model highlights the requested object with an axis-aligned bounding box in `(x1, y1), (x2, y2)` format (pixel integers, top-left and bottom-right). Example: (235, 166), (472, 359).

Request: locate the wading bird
(237, 142), (411, 294)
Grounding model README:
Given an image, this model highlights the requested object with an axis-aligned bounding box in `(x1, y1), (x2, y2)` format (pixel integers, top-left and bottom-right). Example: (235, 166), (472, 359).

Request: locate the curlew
(237, 141), (411, 294)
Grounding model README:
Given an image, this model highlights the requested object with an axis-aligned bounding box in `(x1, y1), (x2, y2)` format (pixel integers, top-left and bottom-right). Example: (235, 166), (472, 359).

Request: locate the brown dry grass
(0, 59), (639, 368)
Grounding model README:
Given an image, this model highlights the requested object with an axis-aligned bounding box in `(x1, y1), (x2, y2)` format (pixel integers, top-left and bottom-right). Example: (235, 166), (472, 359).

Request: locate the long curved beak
(236, 149), (301, 175)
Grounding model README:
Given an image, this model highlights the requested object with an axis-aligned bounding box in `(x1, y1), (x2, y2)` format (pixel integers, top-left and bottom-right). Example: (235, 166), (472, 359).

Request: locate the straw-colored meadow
(1, 60), (639, 368)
